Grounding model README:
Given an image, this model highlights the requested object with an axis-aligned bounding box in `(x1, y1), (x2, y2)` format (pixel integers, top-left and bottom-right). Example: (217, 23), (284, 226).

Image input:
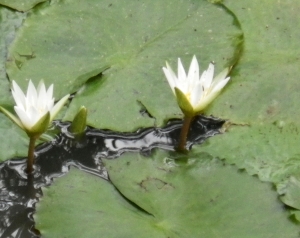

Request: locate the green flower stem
(177, 115), (194, 152)
(26, 136), (37, 174)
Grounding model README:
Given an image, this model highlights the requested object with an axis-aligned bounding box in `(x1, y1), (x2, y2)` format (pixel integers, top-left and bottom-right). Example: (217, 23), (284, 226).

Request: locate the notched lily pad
(0, 7), (25, 105)
(104, 150), (299, 237)
(0, 0), (46, 12)
(0, 7), (28, 161)
(35, 167), (167, 238)
(196, 123), (300, 183)
(199, 0), (300, 223)
(6, 0), (243, 131)
(207, 0), (300, 123)
(278, 176), (300, 211)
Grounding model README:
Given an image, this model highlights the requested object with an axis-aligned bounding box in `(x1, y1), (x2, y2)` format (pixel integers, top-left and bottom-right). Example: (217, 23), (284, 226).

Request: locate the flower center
(38, 106), (46, 116)
(185, 92), (191, 101)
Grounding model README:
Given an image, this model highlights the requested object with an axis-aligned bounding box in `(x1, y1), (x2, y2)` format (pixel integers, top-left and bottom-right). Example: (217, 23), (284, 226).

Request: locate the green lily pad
(0, 7), (25, 106)
(278, 175), (300, 210)
(103, 150), (299, 237)
(0, 0), (46, 12)
(2, 0), (300, 233)
(35, 168), (167, 238)
(206, 0), (300, 123)
(0, 7), (28, 161)
(196, 123), (300, 183)
(194, 0), (300, 219)
(6, 0), (242, 131)
(0, 113), (28, 161)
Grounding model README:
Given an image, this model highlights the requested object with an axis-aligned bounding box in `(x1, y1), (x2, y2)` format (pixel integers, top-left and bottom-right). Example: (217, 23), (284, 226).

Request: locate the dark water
(0, 115), (224, 237)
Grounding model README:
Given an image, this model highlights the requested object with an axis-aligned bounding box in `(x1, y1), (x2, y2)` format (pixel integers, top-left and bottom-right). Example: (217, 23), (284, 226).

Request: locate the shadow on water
(0, 115), (224, 237)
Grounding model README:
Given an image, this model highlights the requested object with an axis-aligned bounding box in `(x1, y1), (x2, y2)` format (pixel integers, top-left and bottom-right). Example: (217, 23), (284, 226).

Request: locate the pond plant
(0, 80), (69, 174)
(0, 0), (300, 237)
(162, 55), (230, 151)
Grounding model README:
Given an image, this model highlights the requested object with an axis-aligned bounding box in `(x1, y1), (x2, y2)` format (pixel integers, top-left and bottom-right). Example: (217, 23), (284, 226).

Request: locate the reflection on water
(0, 115), (224, 237)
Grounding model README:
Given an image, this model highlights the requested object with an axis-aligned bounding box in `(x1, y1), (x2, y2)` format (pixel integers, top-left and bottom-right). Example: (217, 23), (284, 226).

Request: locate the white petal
(200, 63), (214, 91)
(46, 84), (54, 102)
(174, 59), (188, 93)
(210, 77), (230, 94)
(176, 79), (188, 94)
(27, 105), (42, 126)
(47, 98), (55, 111)
(166, 62), (177, 80)
(11, 90), (25, 111)
(50, 94), (69, 121)
(27, 80), (38, 107)
(14, 106), (33, 129)
(11, 81), (26, 109)
(37, 81), (47, 110)
(45, 84), (54, 109)
(190, 82), (203, 108)
(177, 58), (187, 81)
(37, 80), (46, 95)
(195, 77), (230, 113)
(163, 67), (176, 94)
(187, 55), (199, 89)
(24, 98), (31, 112)
(163, 67), (177, 94)
(194, 90), (220, 112)
(210, 67), (230, 90)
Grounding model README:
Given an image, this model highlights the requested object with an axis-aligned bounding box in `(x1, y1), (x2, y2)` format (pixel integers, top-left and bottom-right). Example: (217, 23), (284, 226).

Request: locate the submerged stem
(26, 136), (37, 174)
(177, 115), (194, 152)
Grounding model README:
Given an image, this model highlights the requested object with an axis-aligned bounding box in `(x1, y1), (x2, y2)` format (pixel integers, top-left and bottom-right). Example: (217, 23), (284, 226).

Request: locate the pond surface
(0, 115), (224, 237)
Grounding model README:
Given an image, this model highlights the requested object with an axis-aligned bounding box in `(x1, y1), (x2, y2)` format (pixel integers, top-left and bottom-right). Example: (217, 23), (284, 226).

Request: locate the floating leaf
(6, 0), (242, 131)
(0, 7), (28, 161)
(35, 168), (167, 238)
(278, 176), (300, 210)
(195, 0), (300, 219)
(0, 0), (46, 12)
(0, 7), (25, 105)
(206, 0), (300, 123)
(196, 123), (300, 183)
(104, 150), (299, 237)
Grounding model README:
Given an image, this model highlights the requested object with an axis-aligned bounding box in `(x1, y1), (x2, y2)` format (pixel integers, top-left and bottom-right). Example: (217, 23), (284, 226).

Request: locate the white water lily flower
(0, 80), (69, 137)
(163, 55), (230, 116)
